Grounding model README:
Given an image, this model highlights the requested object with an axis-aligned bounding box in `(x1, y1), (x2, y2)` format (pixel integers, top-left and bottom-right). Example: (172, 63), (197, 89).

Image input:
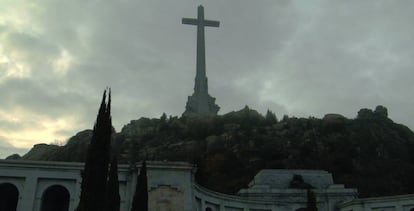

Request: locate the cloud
(0, 136), (28, 158)
(0, 0), (414, 152)
(239, 0), (414, 120)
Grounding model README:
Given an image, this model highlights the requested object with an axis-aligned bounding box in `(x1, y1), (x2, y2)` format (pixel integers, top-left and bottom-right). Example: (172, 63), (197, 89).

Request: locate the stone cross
(182, 5), (220, 94)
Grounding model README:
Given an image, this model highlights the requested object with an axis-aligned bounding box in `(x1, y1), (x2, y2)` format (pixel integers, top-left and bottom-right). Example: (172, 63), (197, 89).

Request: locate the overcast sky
(1, 0), (414, 157)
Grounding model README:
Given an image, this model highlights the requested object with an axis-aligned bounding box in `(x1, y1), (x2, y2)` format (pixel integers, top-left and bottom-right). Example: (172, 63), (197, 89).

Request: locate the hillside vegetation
(15, 105), (414, 197)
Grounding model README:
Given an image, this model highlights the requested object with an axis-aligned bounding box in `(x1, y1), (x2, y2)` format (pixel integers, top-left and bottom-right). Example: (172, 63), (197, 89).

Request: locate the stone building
(3, 159), (411, 211)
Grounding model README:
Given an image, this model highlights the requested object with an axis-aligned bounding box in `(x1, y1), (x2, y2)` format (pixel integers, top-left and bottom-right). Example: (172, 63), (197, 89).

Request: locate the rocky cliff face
(18, 105), (414, 197)
(20, 130), (92, 162)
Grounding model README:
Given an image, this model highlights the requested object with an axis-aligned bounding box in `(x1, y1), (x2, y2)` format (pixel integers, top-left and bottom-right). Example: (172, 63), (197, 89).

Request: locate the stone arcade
(0, 160), (343, 211)
(1, 159), (413, 211)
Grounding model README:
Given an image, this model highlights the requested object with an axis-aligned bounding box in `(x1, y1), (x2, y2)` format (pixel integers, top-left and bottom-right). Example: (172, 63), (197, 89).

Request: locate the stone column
(201, 199), (206, 210)
(219, 203), (225, 211)
(71, 176), (82, 211)
(19, 175), (38, 210)
(395, 202), (403, 211)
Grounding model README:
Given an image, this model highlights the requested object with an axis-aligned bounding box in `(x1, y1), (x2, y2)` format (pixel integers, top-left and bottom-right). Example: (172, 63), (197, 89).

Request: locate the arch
(206, 207), (213, 211)
(295, 208), (307, 211)
(0, 183), (19, 211)
(40, 185), (70, 211)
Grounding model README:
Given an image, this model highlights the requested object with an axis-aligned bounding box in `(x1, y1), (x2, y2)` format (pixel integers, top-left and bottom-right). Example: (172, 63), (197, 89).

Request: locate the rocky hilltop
(15, 105), (414, 197)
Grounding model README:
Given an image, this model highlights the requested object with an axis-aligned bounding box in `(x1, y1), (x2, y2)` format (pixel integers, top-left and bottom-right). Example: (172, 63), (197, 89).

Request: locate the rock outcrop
(17, 105), (414, 197)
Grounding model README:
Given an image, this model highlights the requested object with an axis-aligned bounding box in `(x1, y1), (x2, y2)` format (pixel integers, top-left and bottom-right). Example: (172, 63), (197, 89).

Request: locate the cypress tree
(77, 89), (112, 211)
(130, 160), (148, 211)
(307, 189), (318, 211)
(106, 156), (120, 211)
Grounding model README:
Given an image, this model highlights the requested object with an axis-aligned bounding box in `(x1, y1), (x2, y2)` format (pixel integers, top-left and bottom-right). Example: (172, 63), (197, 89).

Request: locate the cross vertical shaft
(182, 5), (219, 94)
(196, 5), (206, 93)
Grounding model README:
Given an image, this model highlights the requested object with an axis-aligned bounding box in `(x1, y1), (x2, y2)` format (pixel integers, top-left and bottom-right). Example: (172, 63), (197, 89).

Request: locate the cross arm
(182, 18), (220, 27)
(204, 20), (220, 27)
(182, 18), (198, 25)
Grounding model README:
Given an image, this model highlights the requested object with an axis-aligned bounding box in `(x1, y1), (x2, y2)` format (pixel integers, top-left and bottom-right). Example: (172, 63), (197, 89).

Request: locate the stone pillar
(19, 175), (38, 210)
(395, 202), (403, 211)
(126, 167), (138, 211)
(219, 203), (225, 211)
(201, 199), (206, 211)
(70, 176), (82, 211)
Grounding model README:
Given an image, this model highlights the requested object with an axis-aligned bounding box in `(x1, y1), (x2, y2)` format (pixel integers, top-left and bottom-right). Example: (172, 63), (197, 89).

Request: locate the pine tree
(160, 113), (167, 123)
(106, 156), (120, 211)
(158, 113), (168, 131)
(307, 189), (318, 211)
(77, 89), (112, 211)
(264, 109), (278, 125)
(130, 160), (148, 211)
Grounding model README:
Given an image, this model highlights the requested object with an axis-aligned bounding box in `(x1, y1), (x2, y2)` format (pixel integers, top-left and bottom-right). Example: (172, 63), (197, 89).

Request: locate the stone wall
(0, 159), (411, 211)
(194, 183), (286, 211)
(237, 169), (358, 211)
(149, 185), (184, 210)
(0, 159), (194, 211)
(338, 194), (414, 211)
(194, 182), (358, 211)
(246, 169), (334, 189)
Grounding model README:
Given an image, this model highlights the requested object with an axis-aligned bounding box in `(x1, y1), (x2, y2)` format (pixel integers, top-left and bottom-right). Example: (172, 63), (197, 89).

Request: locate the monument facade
(182, 5), (220, 116)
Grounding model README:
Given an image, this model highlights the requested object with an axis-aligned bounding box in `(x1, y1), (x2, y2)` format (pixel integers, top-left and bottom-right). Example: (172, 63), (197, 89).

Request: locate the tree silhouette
(131, 160), (148, 211)
(307, 189), (318, 211)
(106, 156), (120, 211)
(77, 89), (112, 211)
(264, 109), (278, 125)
